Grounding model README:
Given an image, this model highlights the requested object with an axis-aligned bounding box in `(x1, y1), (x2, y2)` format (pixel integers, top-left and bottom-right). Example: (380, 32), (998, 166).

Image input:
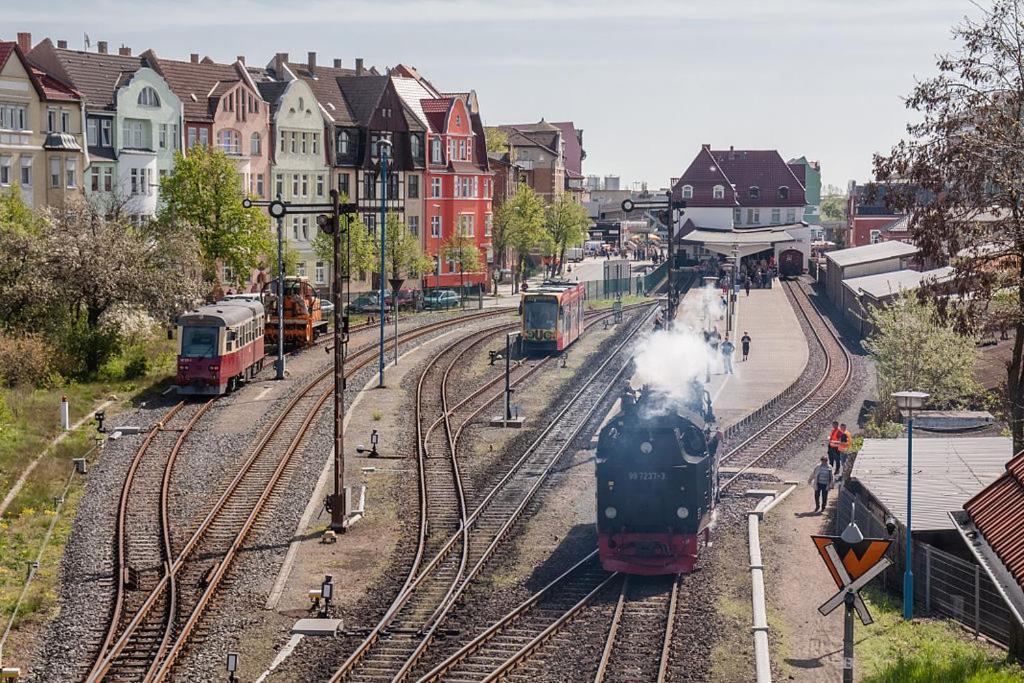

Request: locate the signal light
(604, 506), (617, 519)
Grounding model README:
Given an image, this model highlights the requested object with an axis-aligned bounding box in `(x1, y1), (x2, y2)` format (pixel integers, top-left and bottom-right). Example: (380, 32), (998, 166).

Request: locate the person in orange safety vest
(827, 421), (842, 473)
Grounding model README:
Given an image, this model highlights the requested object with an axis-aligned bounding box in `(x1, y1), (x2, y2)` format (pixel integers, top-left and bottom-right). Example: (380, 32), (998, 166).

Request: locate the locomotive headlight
(604, 506), (618, 519)
(676, 506), (690, 519)
(640, 441), (653, 454)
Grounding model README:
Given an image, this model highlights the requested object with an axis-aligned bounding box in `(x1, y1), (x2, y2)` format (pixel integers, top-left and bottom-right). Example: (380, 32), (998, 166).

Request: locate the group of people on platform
(700, 327), (752, 378)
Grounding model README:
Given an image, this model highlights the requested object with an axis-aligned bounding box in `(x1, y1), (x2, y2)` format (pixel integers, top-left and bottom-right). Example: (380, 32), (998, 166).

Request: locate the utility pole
(665, 190), (677, 320)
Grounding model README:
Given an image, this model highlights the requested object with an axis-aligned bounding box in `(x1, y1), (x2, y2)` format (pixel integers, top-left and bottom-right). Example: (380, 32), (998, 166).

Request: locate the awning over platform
(678, 225), (799, 257)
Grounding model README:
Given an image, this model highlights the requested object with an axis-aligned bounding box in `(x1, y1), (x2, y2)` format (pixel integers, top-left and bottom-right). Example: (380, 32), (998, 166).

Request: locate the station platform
(675, 284), (808, 429)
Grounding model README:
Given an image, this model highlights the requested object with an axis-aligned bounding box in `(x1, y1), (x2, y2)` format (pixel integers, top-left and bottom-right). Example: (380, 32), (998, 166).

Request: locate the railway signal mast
(621, 193), (686, 320)
(244, 193), (358, 533)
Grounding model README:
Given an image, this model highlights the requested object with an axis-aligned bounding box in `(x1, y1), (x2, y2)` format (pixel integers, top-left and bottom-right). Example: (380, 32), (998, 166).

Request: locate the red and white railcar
(176, 300), (266, 395)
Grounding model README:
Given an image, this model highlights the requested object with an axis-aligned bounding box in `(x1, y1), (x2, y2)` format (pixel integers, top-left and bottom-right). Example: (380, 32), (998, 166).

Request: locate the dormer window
(410, 134), (421, 159)
(431, 137), (442, 163)
(749, 186), (760, 199)
(137, 87), (160, 107)
(681, 185), (693, 199)
(712, 185), (724, 199)
(338, 130), (350, 156)
(778, 186), (789, 199)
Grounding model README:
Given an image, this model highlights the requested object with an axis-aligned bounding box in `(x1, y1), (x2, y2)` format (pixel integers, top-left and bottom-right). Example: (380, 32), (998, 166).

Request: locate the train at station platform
(176, 299), (267, 395)
(595, 383), (721, 575)
(521, 280), (586, 353)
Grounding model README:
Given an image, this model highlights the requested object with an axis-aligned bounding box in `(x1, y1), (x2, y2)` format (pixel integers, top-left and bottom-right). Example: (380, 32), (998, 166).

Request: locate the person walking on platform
(827, 421), (842, 473)
(741, 331), (751, 361)
(837, 422), (852, 475)
(744, 275), (751, 296)
(810, 456), (834, 512)
(721, 335), (735, 374)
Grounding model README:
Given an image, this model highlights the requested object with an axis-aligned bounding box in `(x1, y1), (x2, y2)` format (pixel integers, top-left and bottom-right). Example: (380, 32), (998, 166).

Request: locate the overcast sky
(8, 0), (979, 192)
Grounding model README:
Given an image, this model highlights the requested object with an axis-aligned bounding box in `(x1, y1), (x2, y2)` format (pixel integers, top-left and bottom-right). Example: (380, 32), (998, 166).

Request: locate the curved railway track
(331, 303), (660, 683)
(84, 308), (512, 682)
(417, 277), (854, 682)
(718, 278), (853, 491)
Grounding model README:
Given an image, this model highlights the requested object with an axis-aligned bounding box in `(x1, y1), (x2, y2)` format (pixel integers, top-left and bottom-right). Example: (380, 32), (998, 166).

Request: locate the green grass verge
(858, 588), (1024, 682)
(585, 294), (649, 311)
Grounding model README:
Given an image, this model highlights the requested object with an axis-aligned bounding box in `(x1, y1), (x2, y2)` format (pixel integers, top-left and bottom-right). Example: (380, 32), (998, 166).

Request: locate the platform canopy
(677, 225), (799, 257)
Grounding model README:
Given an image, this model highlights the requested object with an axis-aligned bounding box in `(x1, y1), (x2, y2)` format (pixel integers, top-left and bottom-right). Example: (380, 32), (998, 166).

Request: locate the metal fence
(581, 276), (647, 300)
(836, 487), (1014, 645)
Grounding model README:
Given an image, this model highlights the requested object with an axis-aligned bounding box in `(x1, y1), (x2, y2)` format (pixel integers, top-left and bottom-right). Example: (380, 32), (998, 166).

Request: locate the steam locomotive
(595, 382), (720, 575)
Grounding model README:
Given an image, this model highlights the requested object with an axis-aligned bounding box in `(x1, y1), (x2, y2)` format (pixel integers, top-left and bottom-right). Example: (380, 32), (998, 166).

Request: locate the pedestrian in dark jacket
(741, 331), (751, 361)
(809, 456), (834, 512)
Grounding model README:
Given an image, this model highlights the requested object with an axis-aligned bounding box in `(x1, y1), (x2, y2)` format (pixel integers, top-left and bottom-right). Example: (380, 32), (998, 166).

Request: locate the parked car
(348, 291), (388, 313)
(424, 289), (461, 309)
(385, 288), (424, 311)
(320, 298), (335, 317)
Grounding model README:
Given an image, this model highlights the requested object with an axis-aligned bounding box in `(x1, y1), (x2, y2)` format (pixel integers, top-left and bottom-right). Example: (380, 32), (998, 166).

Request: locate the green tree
(544, 194), (590, 275)
(0, 187), (46, 329)
(310, 199), (376, 285)
(495, 184), (549, 291)
(264, 241), (301, 280)
(485, 126), (509, 155)
(373, 213), (433, 285)
(158, 146), (271, 281)
(820, 195), (846, 222)
(865, 293), (981, 421)
(873, 0), (1024, 448)
(42, 199), (204, 375)
(442, 231), (483, 303)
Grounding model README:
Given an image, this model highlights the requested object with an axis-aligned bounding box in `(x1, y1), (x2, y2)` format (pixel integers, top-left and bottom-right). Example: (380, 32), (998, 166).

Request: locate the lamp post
(378, 139), (393, 389)
(892, 389), (929, 620)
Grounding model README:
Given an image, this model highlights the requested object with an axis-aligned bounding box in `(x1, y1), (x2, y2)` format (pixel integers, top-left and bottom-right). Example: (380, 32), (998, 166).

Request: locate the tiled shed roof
(152, 56), (247, 121)
(286, 60), (358, 126)
(965, 451), (1024, 586)
(39, 46), (140, 109)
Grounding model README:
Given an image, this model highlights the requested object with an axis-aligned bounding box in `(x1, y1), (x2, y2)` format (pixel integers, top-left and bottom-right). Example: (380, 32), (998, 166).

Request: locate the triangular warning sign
(813, 535), (891, 587)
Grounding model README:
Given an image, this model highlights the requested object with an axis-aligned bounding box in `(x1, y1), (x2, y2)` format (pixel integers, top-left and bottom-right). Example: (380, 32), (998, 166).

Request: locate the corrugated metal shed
(852, 437), (1011, 531)
(825, 240), (918, 267)
(964, 451), (1024, 586)
(841, 266), (953, 301)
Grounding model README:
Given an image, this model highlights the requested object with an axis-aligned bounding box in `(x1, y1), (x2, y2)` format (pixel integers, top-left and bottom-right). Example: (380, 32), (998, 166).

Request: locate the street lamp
(377, 138), (393, 389)
(892, 389), (929, 621)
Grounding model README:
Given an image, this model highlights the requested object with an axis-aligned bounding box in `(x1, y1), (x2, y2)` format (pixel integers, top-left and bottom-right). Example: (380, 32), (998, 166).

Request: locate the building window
(47, 109), (57, 132)
(454, 176), (460, 198)
(431, 137), (442, 163)
(315, 261), (325, 284)
(60, 110), (70, 132)
(338, 173), (350, 196)
(778, 186), (789, 200)
(459, 214), (474, 236)
(65, 158), (76, 188)
(786, 208), (796, 223)
(338, 130), (350, 156)
(87, 119), (98, 146)
(279, 133), (286, 154)
(316, 174), (325, 197)
(292, 174), (300, 196)
(187, 127), (198, 148)
(100, 119), (112, 146)
(256, 173), (265, 197)
(411, 134), (421, 159)
(218, 129), (241, 155)
(0, 156), (11, 186)
(870, 229), (882, 244)
(301, 216), (309, 241)
(301, 132), (308, 154)
(19, 158), (31, 187)
(251, 132), (261, 156)
(408, 215), (419, 237)
(459, 139), (466, 160)
(90, 166), (100, 192)
(103, 167), (112, 192)
(138, 87), (161, 107)
(749, 186), (760, 200)
(431, 215), (441, 238)
(275, 174), (283, 198)
(158, 123), (168, 149)
(0, 104), (27, 130)
(733, 208), (741, 225)
(312, 133), (319, 156)
(172, 124), (179, 150)
(292, 217), (299, 240)
(485, 212), (493, 237)
(301, 174), (309, 196)
(712, 185), (724, 200)
(123, 119), (146, 149)
(199, 128), (209, 146)
(770, 208), (780, 224)
(408, 175), (419, 199)
(681, 185), (693, 199)
(747, 208), (760, 224)
(366, 214), (376, 235)
(50, 157), (60, 188)
(297, 261), (306, 277)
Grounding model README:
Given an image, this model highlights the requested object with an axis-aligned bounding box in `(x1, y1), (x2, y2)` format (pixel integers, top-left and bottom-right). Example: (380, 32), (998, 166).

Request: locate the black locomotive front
(595, 384), (719, 574)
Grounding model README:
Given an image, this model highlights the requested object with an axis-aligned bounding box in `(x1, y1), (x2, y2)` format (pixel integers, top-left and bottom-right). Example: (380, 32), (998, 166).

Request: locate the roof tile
(965, 450), (1024, 585)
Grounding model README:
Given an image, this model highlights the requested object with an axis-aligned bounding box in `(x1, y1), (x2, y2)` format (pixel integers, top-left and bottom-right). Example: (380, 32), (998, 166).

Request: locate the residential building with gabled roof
(28, 38), (182, 220)
(1, 33), (85, 210)
(495, 119), (565, 202)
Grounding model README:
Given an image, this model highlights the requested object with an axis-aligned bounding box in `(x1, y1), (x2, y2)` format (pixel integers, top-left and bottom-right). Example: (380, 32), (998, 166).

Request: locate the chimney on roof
(97, 41), (108, 54)
(57, 39), (68, 49)
(274, 52), (288, 78)
(729, 145), (735, 160)
(119, 46), (131, 56)
(236, 55), (245, 64)
(307, 51), (316, 75)
(333, 58), (342, 68)
(190, 53), (199, 63)
(701, 143), (710, 151)
(16, 33), (31, 53)
(355, 58), (364, 76)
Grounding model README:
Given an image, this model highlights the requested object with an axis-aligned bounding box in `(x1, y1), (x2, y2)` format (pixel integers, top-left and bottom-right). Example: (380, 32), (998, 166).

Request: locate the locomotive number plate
(628, 471), (666, 481)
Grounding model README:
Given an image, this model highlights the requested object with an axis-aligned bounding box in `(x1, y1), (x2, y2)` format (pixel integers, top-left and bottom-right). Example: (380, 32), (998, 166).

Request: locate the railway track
(594, 573), (679, 683)
(718, 278), (853, 491)
(84, 308), (513, 682)
(331, 303), (659, 682)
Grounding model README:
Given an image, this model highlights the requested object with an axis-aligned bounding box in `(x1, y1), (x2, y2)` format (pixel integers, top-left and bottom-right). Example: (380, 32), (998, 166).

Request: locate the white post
(60, 395), (70, 431)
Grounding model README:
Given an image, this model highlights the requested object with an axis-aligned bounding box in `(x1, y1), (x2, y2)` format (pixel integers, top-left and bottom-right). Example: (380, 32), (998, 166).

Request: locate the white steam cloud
(632, 285), (733, 412)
